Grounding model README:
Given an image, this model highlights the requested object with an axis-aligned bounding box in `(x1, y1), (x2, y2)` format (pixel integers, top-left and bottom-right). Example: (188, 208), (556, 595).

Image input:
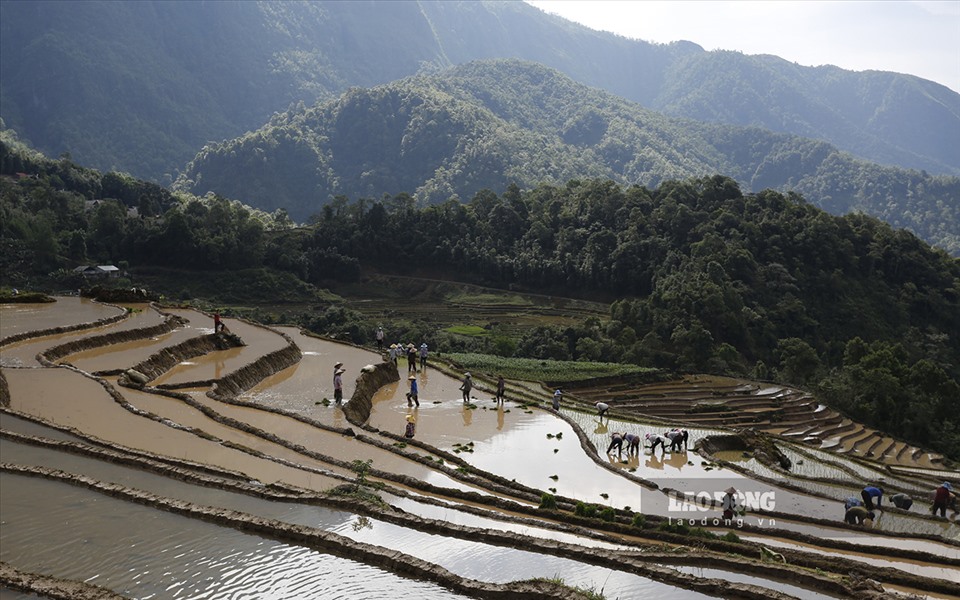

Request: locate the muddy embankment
(0, 303), (128, 348)
(207, 327), (302, 400)
(698, 430), (792, 470)
(0, 561), (127, 600)
(121, 332), (245, 388)
(0, 370), (9, 407)
(40, 309), (187, 367)
(341, 361), (399, 426)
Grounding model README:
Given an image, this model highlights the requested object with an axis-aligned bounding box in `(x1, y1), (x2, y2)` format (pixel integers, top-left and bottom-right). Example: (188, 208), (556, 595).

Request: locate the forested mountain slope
(175, 60), (960, 255)
(3, 134), (958, 458)
(1, 0), (957, 183)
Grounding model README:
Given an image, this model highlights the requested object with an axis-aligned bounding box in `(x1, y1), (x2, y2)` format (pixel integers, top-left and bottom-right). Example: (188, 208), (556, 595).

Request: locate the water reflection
(0, 473), (469, 600)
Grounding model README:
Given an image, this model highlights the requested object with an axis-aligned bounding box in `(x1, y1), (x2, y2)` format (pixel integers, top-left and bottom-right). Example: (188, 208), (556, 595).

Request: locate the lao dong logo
(668, 489), (776, 511)
(664, 484), (777, 529)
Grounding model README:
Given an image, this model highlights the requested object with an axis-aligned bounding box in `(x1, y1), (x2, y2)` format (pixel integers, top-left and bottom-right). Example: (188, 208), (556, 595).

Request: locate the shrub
(539, 493), (558, 510)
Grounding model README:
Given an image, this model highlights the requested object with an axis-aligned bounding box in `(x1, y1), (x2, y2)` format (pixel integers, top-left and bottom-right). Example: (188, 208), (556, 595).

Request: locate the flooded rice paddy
(1, 298), (958, 599)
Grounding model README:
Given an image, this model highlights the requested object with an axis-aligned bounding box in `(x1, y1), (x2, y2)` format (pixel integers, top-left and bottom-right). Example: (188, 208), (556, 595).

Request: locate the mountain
(174, 60), (960, 255)
(2, 0), (958, 184)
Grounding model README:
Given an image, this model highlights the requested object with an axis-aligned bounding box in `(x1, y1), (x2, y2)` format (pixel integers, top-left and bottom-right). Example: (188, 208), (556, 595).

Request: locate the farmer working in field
(596, 402), (610, 422)
(646, 432), (668, 453)
(460, 373), (473, 403)
(406, 374), (419, 407)
(665, 428), (689, 451)
(861, 485), (883, 511)
(844, 505), (875, 526)
(932, 482), (954, 518)
(606, 432), (624, 456)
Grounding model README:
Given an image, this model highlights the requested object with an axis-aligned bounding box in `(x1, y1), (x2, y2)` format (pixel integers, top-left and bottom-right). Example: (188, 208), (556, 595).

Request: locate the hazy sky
(525, 1), (960, 94)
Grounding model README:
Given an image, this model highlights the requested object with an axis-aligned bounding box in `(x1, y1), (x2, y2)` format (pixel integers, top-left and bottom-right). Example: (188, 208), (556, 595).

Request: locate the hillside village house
(73, 265), (121, 278)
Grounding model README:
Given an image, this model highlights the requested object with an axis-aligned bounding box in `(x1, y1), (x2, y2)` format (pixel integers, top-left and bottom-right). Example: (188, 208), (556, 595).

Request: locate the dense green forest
(3, 132), (958, 459)
(2, 0), (957, 184)
(176, 60), (960, 255)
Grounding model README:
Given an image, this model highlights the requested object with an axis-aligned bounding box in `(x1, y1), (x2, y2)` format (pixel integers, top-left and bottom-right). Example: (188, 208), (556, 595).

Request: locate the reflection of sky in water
(333, 515), (716, 600)
(738, 535), (960, 583)
(674, 566), (836, 600)
(0, 473), (469, 600)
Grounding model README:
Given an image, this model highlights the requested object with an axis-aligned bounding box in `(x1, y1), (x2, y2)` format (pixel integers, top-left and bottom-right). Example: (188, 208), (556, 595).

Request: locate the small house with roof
(73, 265), (121, 278)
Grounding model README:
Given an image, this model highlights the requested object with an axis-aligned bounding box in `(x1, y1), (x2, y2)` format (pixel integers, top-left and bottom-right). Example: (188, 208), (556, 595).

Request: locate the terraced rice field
(1, 297), (958, 600)
(563, 374), (951, 471)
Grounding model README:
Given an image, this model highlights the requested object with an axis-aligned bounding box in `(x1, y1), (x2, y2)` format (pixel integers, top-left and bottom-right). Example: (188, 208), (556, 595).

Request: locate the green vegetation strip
(447, 353), (658, 382)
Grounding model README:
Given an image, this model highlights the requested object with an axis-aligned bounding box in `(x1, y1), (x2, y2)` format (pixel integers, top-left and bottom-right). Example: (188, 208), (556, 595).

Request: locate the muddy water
(0, 462), (709, 599)
(365, 368), (960, 555)
(738, 535), (960, 583)
(64, 311), (203, 373)
(0, 296), (122, 340)
(712, 451), (958, 538)
(0, 304), (153, 367)
(0, 435), (621, 560)
(239, 326), (381, 417)
(185, 391), (478, 493)
(672, 566), (839, 599)
(0, 473), (471, 600)
(149, 309), (289, 386)
(2, 304), (953, 596)
(381, 493), (628, 551)
(2, 368), (336, 490)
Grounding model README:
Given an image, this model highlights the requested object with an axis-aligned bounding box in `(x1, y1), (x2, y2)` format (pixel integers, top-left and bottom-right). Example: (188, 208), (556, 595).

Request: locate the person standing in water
(932, 482), (954, 518)
(460, 373), (472, 403)
(333, 363), (345, 404)
(376, 326), (384, 352)
(596, 402), (609, 422)
(495, 375), (506, 404)
(844, 505), (875, 525)
(552, 388), (562, 410)
(606, 432), (624, 456)
(419, 343), (428, 370)
(404, 414), (416, 438)
(406, 374), (419, 407)
(861, 485), (883, 511)
(722, 487), (738, 520)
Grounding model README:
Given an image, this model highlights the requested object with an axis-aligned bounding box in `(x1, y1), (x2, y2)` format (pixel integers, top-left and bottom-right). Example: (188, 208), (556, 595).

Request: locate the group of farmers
(843, 481), (957, 525)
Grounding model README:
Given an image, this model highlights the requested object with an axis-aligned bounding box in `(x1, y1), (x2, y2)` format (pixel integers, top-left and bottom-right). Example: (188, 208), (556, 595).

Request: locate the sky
(525, 1), (960, 94)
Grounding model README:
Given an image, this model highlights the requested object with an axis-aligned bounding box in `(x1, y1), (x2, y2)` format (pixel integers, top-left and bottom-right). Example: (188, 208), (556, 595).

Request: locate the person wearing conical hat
(932, 481), (954, 518)
(388, 344), (399, 365)
(333, 365), (345, 404)
(419, 342), (428, 370)
(460, 372), (472, 403)
(595, 402), (610, 422)
(375, 325), (384, 351)
(406, 343), (418, 373)
(404, 414), (416, 438)
(406, 374), (419, 407)
(722, 487), (738, 520)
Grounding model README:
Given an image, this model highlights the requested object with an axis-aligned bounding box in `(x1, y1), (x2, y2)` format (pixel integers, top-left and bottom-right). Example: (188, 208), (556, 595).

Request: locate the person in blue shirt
(844, 496), (864, 512)
(861, 485), (883, 511)
(406, 374), (419, 407)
